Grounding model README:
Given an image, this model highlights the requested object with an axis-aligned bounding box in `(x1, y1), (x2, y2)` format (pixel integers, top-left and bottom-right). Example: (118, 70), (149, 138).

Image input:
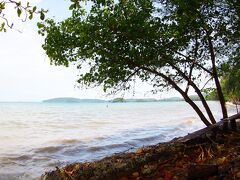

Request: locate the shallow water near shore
(0, 101), (236, 179)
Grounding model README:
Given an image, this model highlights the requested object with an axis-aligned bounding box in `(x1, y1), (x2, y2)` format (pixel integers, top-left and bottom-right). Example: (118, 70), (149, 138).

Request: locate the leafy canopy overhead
(40, 0), (171, 92)
(40, 0), (239, 127)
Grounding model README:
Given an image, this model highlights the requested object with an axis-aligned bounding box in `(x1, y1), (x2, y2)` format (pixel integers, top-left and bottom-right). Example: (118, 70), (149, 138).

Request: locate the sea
(0, 101), (236, 179)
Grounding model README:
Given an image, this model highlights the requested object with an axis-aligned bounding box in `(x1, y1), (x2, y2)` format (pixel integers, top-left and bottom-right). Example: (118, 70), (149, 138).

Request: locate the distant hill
(159, 96), (202, 102)
(43, 97), (106, 103)
(125, 98), (158, 102)
(110, 98), (159, 103)
(111, 98), (126, 103)
(189, 95), (201, 101)
(43, 96), (201, 104)
(159, 97), (183, 101)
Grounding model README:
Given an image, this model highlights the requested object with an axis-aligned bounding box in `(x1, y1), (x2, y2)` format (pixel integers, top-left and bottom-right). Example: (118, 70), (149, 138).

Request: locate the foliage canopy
(222, 62), (240, 102)
(40, 0), (240, 127)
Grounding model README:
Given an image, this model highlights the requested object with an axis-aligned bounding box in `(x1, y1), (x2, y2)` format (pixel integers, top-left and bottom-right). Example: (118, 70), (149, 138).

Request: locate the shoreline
(40, 120), (240, 180)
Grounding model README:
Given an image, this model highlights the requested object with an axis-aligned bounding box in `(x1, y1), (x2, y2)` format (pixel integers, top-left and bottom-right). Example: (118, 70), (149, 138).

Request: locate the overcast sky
(0, 0), (177, 102)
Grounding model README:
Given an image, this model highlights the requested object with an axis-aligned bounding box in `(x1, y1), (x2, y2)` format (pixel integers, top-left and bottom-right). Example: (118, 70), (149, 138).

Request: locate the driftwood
(222, 112), (240, 121)
(222, 112), (240, 131)
(187, 164), (218, 180)
(178, 113), (240, 143)
(177, 121), (221, 143)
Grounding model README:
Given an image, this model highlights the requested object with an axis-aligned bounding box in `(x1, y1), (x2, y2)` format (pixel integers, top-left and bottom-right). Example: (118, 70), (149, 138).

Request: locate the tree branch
(201, 77), (213, 91)
(137, 65), (212, 126)
(175, 51), (213, 75)
(123, 68), (141, 82)
(169, 62), (216, 124)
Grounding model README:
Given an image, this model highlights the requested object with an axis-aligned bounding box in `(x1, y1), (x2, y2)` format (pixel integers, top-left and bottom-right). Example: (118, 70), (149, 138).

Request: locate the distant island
(42, 97), (106, 103)
(43, 96), (204, 103)
(159, 97), (183, 102)
(110, 98), (159, 103)
(42, 97), (159, 103)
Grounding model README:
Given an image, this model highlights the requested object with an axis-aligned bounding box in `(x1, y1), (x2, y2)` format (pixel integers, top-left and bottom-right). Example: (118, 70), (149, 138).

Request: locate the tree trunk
(191, 83), (216, 124)
(206, 35), (229, 129)
(213, 67), (228, 128)
(181, 91), (212, 127)
(140, 66), (212, 127)
(169, 63), (216, 124)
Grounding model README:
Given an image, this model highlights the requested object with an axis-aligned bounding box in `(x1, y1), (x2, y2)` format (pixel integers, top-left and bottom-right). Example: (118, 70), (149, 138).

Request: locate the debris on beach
(41, 125), (240, 180)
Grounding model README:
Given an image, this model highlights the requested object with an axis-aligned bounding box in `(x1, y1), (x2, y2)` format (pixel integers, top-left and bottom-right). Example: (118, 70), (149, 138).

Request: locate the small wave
(32, 156), (50, 162)
(125, 141), (138, 147)
(133, 134), (166, 143)
(35, 146), (64, 154)
(61, 144), (88, 156)
(95, 136), (105, 140)
(87, 146), (105, 152)
(46, 160), (66, 168)
(0, 155), (32, 163)
(183, 118), (195, 125)
(50, 139), (80, 145)
(0, 173), (33, 180)
(8, 155), (32, 161)
(106, 143), (127, 149)
(87, 143), (127, 153)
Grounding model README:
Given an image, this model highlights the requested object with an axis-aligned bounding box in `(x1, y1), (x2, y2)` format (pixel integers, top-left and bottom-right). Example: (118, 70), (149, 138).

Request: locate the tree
(158, 0), (239, 129)
(39, 0), (239, 128)
(222, 61), (240, 112)
(0, 0), (47, 32)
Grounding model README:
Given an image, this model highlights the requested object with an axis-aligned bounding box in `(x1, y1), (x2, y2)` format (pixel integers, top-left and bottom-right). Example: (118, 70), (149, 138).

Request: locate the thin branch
(0, 14), (13, 28)
(175, 51), (213, 75)
(200, 77), (213, 91)
(185, 62), (195, 93)
(123, 68), (141, 82)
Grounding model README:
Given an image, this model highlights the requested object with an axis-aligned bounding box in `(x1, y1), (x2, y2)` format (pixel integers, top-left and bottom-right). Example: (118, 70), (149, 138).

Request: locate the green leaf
(69, 4), (75, 10)
(17, 8), (22, 17)
(40, 12), (45, 20)
(29, 13), (33, 20)
(0, 2), (5, 10)
(33, 6), (37, 12)
(37, 22), (44, 28)
(0, 22), (5, 32)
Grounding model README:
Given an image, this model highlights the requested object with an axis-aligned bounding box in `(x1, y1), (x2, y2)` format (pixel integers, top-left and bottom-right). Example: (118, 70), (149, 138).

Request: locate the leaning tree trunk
(170, 63), (216, 124)
(190, 82), (216, 124)
(181, 91), (212, 127)
(206, 35), (233, 130)
(140, 66), (212, 127)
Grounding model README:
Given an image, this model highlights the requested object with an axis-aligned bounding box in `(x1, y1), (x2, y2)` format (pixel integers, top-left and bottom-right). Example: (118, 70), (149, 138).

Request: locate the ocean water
(0, 101), (236, 179)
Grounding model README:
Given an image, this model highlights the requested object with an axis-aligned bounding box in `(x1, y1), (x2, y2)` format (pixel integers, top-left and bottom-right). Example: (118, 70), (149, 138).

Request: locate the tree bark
(206, 35), (229, 129)
(222, 113), (240, 131)
(170, 63), (216, 124)
(181, 92), (212, 127)
(191, 83), (216, 124)
(140, 66), (212, 127)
